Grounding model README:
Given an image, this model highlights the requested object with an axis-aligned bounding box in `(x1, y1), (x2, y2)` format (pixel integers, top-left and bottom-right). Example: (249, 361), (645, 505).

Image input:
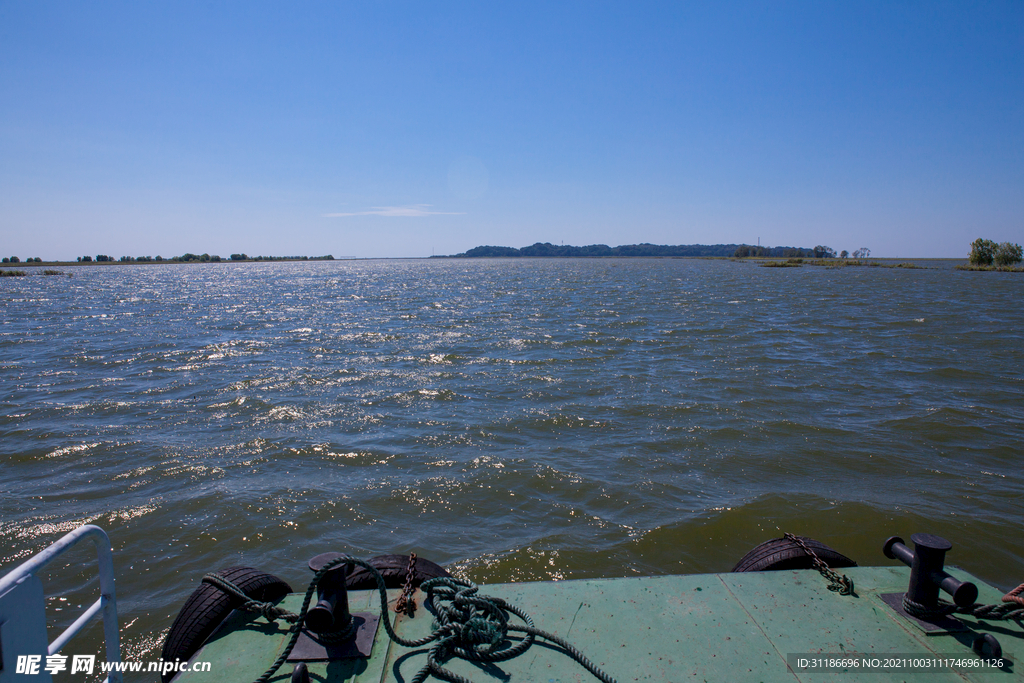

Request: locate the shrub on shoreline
(970, 238), (1022, 267)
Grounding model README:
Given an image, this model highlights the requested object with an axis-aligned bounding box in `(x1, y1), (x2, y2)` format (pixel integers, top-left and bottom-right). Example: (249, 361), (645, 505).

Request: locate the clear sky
(1, 2), (1021, 260)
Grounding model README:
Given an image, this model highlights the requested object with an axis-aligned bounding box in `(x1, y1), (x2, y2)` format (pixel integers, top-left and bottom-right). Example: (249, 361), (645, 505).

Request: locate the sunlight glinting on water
(1, 258), (1022, 666)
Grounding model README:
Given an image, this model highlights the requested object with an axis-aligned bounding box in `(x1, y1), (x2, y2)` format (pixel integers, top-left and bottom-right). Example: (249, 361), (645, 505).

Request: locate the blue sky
(1, 2), (1021, 259)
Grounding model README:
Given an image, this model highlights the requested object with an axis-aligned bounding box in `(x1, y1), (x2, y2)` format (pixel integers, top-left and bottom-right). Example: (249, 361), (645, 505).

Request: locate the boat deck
(178, 565), (1022, 683)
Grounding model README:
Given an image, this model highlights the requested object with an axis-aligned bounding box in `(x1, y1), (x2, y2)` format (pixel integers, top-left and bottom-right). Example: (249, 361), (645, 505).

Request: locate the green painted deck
(177, 566), (1022, 683)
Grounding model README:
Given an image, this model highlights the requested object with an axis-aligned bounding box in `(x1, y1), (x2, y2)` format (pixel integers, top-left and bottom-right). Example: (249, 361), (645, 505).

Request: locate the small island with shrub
(956, 239), (1023, 271)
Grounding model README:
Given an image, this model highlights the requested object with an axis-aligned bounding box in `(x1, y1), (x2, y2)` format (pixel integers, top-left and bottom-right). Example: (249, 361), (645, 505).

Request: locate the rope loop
(901, 595), (956, 620)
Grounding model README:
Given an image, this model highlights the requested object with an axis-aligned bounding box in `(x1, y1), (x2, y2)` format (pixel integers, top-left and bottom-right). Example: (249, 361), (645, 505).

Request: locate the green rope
(410, 576), (617, 683)
(203, 558), (617, 683)
(201, 574), (300, 623)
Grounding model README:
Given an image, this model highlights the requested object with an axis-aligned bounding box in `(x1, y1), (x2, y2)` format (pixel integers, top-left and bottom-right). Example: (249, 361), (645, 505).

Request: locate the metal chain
(394, 552), (417, 616)
(783, 533), (855, 596)
(776, 535), (1023, 623)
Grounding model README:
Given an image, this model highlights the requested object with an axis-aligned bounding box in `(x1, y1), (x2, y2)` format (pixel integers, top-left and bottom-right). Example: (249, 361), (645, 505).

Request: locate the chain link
(394, 552), (417, 616)
(783, 533), (855, 596)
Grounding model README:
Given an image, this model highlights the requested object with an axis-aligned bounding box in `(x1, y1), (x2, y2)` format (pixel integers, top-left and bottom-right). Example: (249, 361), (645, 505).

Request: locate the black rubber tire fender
(342, 554), (451, 590)
(160, 566), (292, 682)
(732, 536), (857, 572)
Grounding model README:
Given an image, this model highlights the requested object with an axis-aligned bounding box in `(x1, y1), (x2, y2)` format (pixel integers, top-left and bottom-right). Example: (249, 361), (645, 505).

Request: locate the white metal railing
(0, 524), (121, 683)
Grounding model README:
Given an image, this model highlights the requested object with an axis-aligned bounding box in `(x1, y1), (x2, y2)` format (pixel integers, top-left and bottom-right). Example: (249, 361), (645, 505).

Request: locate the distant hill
(445, 242), (814, 258)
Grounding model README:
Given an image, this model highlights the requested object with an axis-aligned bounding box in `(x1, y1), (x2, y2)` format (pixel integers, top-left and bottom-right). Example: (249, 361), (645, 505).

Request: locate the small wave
(45, 442), (103, 459)
(3, 514), (103, 542)
(426, 353), (461, 364)
(109, 502), (160, 522)
(265, 405), (309, 421)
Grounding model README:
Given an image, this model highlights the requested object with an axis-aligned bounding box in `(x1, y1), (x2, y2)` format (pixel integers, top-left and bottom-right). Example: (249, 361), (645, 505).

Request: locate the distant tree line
(72, 253), (336, 263)
(2, 256), (43, 263)
(735, 245), (871, 259)
(734, 245), (816, 258)
(238, 254), (336, 261)
(449, 242), (883, 261)
(453, 242), (819, 258)
(172, 253), (222, 262)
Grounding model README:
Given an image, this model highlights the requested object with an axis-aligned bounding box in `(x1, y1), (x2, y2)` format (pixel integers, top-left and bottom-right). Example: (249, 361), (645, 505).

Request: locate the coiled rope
(203, 556), (617, 683)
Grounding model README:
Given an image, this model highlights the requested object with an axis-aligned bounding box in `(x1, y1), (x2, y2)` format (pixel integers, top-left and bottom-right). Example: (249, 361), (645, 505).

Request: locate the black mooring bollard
(883, 533), (977, 608)
(306, 552), (352, 633)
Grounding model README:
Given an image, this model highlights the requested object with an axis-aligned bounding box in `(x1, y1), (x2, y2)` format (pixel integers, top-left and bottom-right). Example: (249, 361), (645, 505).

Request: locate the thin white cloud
(323, 204), (464, 218)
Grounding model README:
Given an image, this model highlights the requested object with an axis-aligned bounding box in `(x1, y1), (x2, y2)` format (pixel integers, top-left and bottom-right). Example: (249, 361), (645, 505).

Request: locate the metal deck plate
(879, 592), (968, 633)
(287, 612), (380, 661)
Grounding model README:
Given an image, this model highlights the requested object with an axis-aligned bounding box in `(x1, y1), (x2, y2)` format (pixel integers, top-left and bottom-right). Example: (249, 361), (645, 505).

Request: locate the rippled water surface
(1, 258), (1022, 665)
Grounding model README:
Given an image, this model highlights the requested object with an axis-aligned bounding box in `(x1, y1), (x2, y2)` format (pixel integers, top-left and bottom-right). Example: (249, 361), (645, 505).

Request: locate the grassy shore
(1, 269), (67, 276)
(955, 264), (1024, 272)
(750, 258), (927, 269)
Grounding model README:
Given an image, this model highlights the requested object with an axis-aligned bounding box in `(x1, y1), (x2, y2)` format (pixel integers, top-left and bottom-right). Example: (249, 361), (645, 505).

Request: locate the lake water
(1, 258), (1022, 665)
